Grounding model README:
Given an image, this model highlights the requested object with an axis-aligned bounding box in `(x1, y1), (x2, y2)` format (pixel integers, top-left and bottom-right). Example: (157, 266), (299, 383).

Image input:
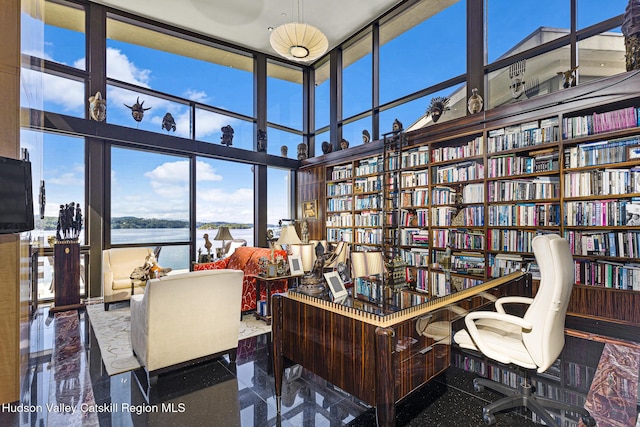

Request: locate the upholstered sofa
(103, 247), (154, 306)
(130, 269), (244, 384)
(193, 246), (288, 312)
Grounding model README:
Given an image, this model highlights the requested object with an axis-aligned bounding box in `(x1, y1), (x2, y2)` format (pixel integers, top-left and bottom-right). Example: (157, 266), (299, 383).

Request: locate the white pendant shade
(270, 22), (328, 61)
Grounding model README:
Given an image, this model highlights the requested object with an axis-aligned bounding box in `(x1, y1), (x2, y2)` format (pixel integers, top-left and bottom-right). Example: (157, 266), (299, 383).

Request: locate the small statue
(426, 96), (450, 123)
(362, 129), (371, 144)
(221, 125), (234, 146)
(557, 66), (579, 89)
(392, 118), (403, 132)
(162, 113), (176, 132)
(321, 141), (332, 154)
(622, 0), (640, 71)
(467, 88), (483, 114)
(340, 138), (349, 150)
(88, 91), (106, 122)
(257, 129), (267, 152)
(203, 233), (212, 257)
(301, 220), (309, 244)
(281, 145), (288, 157)
(124, 97), (151, 122)
(297, 143), (308, 160)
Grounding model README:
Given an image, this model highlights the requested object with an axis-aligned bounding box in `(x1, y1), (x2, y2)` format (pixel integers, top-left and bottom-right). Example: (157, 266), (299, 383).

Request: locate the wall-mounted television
(0, 156), (35, 234)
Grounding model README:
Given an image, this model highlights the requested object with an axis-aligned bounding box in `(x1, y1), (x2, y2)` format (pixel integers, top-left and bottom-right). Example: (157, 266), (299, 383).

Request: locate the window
(35, 1), (86, 70)
(343, 33), (372, 119)
(267, 167), (293, 230)
(380, 1), (466, 104)
(195, 108), (254, 150)
(487, 0), (569, 63)
(106, 17), (254, 117)
(314, 59), (331, 131)
(267, 61), (303, 131)
(342, 115), (373, 149)
(266, 127), (303, 158)
(578, 31), (626, 84)
(578, 0), (627, 29)
(21, 69), (84, 118)
(196, 157), (255, 256)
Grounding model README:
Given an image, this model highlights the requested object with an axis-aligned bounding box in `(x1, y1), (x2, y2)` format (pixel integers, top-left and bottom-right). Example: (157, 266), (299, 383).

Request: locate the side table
(248, 274), (302, 325)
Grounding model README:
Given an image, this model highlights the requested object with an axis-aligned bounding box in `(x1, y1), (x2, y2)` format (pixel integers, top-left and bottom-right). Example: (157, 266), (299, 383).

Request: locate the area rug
(86, 302), (271, 376)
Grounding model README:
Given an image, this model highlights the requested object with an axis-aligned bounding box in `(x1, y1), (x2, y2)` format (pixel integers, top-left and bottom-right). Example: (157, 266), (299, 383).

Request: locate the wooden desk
(272, 271), (528, 427)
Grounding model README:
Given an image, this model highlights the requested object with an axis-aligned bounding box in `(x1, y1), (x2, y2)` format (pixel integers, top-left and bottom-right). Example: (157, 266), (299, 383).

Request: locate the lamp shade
(291, 243), (315, 272)
(270, 22), (328, 62)
(277, 225), (302, 246)
(214, 226), (234, 241)
(351, 251), (385, 278)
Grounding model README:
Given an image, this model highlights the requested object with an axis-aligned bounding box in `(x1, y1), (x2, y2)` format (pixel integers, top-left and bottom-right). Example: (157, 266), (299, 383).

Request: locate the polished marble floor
(1, 306), (639, 427)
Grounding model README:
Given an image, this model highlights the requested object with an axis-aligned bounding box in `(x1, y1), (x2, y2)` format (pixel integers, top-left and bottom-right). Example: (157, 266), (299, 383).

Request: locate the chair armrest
(464, 311), (533, 364)
(494, 296), (534, 314)
(193, 258), (230, 271)
(130, 294), (147, 334)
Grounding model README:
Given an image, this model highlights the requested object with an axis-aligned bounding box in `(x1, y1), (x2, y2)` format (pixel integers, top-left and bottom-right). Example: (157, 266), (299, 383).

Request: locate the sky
(19, 0), (627, 226)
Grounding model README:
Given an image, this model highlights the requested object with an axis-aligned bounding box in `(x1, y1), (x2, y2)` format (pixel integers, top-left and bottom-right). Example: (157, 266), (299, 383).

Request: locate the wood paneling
(296, 165), (325, 241)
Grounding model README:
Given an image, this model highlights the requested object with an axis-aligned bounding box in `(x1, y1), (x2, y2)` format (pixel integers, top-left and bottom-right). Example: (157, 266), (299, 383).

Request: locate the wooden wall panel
(296, 165), (325, 241)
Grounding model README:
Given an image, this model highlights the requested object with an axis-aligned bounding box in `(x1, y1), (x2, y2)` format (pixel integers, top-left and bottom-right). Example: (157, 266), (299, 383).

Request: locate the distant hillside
(37, 216), (252, 230)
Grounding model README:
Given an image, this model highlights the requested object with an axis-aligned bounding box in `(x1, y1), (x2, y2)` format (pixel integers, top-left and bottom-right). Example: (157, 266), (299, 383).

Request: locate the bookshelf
(300, 71), (640, 328)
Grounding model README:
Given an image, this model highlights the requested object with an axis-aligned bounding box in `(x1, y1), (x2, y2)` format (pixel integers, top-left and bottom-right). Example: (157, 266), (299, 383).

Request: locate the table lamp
(276, 224), (302, 253)
(291, 242), (315, 272)
(351, 251), (385, 278)
(214, 226), (234, 258)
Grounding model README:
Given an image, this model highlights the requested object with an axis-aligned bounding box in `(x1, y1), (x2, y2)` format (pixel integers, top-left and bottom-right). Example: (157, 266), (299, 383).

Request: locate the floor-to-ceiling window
(195, 157), (255, 257)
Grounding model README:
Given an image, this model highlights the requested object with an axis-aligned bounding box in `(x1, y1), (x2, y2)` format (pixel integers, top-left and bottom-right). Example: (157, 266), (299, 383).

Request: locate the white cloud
(106, 47), (151, 87)
(197, 187), (254, 223)
(184, 89), (208, 103)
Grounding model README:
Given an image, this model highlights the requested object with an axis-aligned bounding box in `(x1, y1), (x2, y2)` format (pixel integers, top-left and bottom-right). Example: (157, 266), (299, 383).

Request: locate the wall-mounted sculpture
(88, 91), (106, 121)
(162, 113), (176, 132)
(124, 97), (151, 122)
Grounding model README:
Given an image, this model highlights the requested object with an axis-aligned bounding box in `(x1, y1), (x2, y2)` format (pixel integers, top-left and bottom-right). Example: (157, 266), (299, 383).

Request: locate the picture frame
(302, 200), (317, 219)
(288, 255), (304, 276)
(324, 271), (348, 300)
(266, 262), (278, 278)
(628, 145), (640, 160)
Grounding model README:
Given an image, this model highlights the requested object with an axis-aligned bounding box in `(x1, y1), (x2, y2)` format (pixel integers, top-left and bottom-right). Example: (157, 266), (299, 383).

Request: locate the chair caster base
(482, 413), (496, 425)
(581, 415), (596, 426)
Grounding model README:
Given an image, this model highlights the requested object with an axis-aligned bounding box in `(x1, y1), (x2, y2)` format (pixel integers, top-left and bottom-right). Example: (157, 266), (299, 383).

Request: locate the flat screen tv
(0, 156), (34, 234)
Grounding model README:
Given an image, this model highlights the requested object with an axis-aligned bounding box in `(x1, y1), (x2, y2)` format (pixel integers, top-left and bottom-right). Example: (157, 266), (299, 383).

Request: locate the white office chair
(453, 234), (595, 426)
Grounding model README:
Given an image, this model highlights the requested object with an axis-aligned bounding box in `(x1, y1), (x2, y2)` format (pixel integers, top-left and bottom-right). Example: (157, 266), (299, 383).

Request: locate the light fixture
(270, 0), (328, 62)
(214, 226), (234, 257)
(351, 251), (385, 278)
(290, 243), (315, 272)
(276, 225), (302, 251)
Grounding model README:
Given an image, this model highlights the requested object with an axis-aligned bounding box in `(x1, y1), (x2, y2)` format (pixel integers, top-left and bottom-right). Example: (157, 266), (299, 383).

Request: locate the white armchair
(130, 269), (244, 385)
(102, 247), (154, 309)
(453, 234), (595, 426)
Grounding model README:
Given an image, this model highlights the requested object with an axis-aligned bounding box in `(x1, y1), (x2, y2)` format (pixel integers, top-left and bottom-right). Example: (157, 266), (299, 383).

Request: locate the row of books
(399, 248), (429, 267)
(487, 229), (541, 253)
(487, 150), (559, 178)
(327, 228), (351, 242)
(430, 272), (483, 297)
(564, 136), (640, 168)
(326, 213), (352, 227)
(432, 229), (485, 250)
(326, 197), (352, 212)
(330, 164), (353, 180)
(400, 189), (428, 208)
(562, 106), (639, 139)
(487, 253), (531, 278)
(573, 259), (640, 290)
(401, 146), (429, 168)
(327, 182), (352, 196)
(431, 206), (458, 226)
(431, 136), (484, 163)
(354, 156), (382, 176)
(354, 176), (381, 193)
(354, 194), (381, 210)
(354, 229), (382, 245)
(564, 230), (640, 258)
(434, 161), (485, 183)
(487, 117), (559, 153)
(487, 203), (560, 227)
(564, 200), (640, 227)
(400, 208), (428, 227)
(401, 228), (429, 246)
(401, 170), (428, 188)
(449, 252), (485, 275)
(354, 211), (381, 226)
(488, 177), (560, 202)
(563, 169), (640, 197)
(411, 268), (428, 292)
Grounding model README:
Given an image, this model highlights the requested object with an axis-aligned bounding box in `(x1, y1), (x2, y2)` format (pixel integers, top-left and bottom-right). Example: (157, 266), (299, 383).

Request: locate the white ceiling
(90, 0), (404, 61)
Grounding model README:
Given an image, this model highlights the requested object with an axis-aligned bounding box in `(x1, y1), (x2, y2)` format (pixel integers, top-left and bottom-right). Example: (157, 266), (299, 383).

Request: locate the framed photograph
(266, 263), (278, 278)
(629, 145), (640, 160)
(302, 200), (317, 219)
(288, 255), (304, 276)
(324, 271), (348, 299)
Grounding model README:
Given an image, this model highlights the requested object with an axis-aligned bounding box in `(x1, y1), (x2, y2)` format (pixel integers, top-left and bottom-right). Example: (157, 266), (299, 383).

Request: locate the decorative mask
(124, 97), (151, 122)
(426, 96), (450, 123)
(88, 91), (106, 122)
(161, 113), (176, 132)
(509, 59), (526, 99)
(221, 125), (234, 146)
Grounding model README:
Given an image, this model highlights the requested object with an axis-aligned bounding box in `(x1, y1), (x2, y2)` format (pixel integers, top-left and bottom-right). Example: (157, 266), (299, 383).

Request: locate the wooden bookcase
(298, 71), (640, 328)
